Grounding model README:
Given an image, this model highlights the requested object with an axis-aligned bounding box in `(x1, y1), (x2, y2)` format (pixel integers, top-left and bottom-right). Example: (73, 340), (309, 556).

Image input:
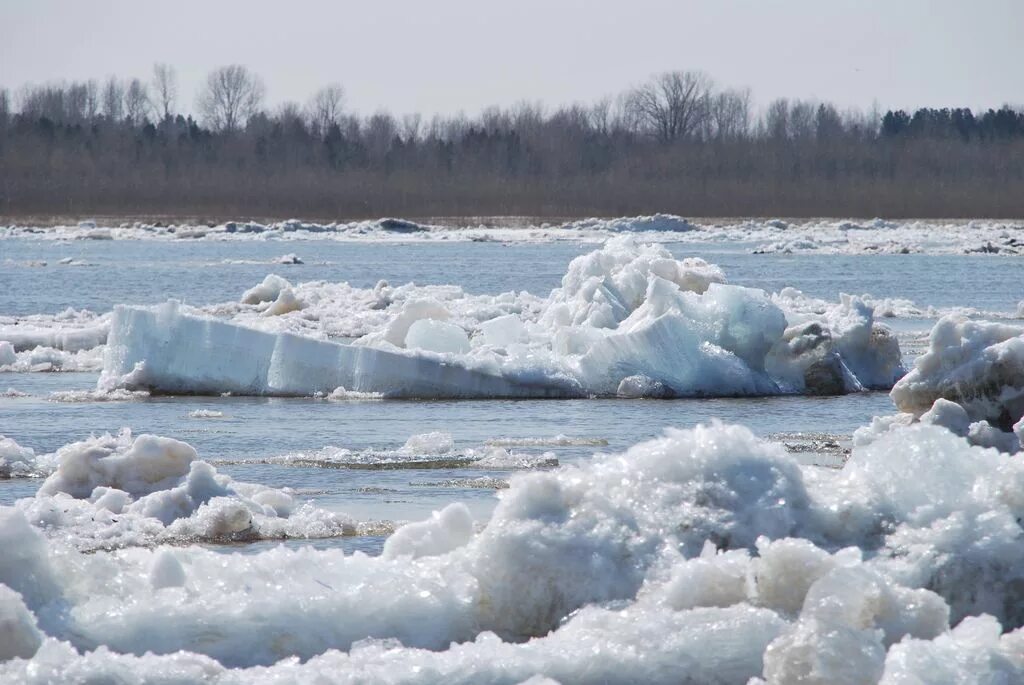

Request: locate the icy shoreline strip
(3, 214), (1024, 255)
(101, 304), (582, 399)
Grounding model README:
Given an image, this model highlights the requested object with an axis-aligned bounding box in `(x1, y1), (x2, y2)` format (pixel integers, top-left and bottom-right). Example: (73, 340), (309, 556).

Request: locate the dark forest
(2, 66), (1022, 220)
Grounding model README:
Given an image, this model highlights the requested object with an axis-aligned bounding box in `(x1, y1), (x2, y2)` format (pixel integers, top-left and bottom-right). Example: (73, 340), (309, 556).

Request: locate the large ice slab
(100, 303), (580, 398)
(99, 239), (905, 398)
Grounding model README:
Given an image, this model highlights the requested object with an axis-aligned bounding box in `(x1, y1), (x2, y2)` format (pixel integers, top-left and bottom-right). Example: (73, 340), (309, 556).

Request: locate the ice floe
(0, 310), (109, 353)
(240, 432), (559, 471)
(8, 430), (362, 550)
(98, 238), (905, 398)
(188, 409), (225, 419)
(0, 436), (41, 479)
(891, 315), (1024, 428)
(849, 316), (1024, 454)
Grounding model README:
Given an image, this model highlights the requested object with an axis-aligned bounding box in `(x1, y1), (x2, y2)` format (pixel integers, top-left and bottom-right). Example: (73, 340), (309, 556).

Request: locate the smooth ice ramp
(100, 304), (581, 398)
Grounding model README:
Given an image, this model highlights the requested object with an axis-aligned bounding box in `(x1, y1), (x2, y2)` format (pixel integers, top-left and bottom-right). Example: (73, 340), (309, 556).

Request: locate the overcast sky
(3, 0), (1022, 117)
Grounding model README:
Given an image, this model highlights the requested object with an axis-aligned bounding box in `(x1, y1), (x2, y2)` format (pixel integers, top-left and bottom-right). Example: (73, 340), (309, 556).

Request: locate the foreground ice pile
(4, 430), (358, 549)
(98, 238), (905, 398)
(1, 421), (1024, 682)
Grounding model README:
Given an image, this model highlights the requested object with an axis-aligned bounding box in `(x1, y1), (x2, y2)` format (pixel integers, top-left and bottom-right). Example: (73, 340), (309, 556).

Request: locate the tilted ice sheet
(2, 421), (1024, 683)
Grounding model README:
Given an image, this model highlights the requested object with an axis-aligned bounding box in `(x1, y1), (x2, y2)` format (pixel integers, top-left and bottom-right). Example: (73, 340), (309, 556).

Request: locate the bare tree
(124, 78), (151, 125)
(480, 105), (510, 133)
(0, 88), (9, 129)
(764, 98), (790, 140)
(588, 96), (613, 136)
(708, 88), (751, 140)
(789, 100), (816, 140)
(102, 77), (124, 121)
(510, 100), (545, 136)
(63, 83), (86, 123)
(306, 84), (344, 136)
(439, 112), (471, 141)
(338, 113), (363, 141)
(152, 63), (177, 120)
(628, 70), (712, 143)
(18, 83), (53, 120)
(552, 103), (590, 133)
(276, 101), (305, 134)
(84, 80), (100, 120)
(401, 112), (422, 142)
(197, 65), (265, 132)
(365, 111), (397, 163)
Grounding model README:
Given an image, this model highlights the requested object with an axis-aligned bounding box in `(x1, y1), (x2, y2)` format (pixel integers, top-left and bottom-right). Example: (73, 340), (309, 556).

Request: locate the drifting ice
(853, 316), (1024, 453)
(9, 430), (357, 549)
(99, 238), (905, 398)
(892, 315), (1024, 428)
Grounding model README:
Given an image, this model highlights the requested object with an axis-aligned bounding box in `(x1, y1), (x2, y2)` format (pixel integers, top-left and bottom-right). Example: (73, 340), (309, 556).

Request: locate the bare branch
(306, 84), (345, 136)
(627, 70), (713, 143)
(197, 65), (265, 132)
(152, 63), (178, 120)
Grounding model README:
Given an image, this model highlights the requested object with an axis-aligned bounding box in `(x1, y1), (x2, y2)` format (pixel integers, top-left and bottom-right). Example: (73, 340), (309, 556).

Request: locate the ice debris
(12, 430), (358, 549)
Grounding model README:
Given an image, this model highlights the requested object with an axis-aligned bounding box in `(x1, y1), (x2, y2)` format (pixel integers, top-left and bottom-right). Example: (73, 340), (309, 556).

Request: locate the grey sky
(2, 0), (1022, 117)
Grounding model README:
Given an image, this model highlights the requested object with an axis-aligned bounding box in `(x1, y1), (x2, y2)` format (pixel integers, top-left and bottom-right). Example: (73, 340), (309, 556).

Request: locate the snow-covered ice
(0, 436), (41, 478)
(0, 310), (108, 372)
(1, 420), (1024, 682)
(7, 430), (362, 550)
(891, 315), (1024, 428)
(847, 316), (1024, 454)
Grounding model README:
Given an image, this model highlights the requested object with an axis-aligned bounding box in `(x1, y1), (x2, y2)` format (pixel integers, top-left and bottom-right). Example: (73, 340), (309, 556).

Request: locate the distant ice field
(2, 236), (1022, 316)
(3, 214), (1024, 259)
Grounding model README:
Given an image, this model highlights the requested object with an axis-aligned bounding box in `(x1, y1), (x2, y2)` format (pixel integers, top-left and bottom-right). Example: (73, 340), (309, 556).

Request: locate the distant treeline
(1, 65), (1022, 220)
